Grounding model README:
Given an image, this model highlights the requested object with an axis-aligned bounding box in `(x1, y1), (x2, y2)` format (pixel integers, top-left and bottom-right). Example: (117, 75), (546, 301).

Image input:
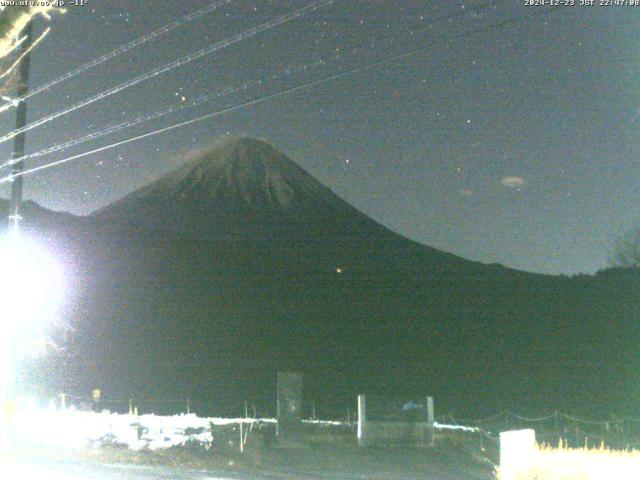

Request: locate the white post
(239, 421), (244, 453)
(499, 429), (537, 480)
(357, 394), (366, 447)
(426, 396), (435, 447)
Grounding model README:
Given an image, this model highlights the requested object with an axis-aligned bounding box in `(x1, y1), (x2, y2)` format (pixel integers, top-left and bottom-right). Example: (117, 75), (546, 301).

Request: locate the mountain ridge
(87, 135), (479, 270)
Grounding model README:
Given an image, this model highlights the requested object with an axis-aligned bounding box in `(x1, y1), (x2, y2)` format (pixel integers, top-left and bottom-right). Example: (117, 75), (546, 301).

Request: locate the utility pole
(1, 24), (33, 457)
(8, 20), (34, 231)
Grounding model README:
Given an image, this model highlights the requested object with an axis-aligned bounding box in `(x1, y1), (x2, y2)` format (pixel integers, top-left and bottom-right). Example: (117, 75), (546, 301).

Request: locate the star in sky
(0, 0), (636, 275)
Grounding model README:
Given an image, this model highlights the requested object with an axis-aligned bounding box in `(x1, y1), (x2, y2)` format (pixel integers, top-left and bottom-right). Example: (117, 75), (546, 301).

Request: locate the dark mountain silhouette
(2, 136), (639, 417)
(94, 136), (368, 232)
(91, 136), (475, 267)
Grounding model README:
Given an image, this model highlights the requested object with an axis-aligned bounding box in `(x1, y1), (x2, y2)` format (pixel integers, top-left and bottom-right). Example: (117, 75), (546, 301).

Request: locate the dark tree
(611, 227), (640, 268)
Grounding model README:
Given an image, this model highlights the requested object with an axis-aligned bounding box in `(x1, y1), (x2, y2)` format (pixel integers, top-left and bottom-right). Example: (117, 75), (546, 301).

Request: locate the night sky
(0, 0), (638, 275)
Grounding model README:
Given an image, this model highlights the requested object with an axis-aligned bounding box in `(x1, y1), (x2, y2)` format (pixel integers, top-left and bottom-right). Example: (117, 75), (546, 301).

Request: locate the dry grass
(497, 441), (640, 480)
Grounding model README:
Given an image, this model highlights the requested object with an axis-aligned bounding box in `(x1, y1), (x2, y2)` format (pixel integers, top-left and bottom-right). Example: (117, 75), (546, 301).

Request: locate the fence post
(186, 399), (191, 415)
(357, 394), (366, 447)
(426, 396), (435, 447)
(59, 393), (66, 411)
(239, 421), (244, 453)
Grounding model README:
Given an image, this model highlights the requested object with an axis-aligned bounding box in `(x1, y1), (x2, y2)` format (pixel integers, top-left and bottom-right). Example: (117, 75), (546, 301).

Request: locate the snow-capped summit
(92, 135), (377, 238)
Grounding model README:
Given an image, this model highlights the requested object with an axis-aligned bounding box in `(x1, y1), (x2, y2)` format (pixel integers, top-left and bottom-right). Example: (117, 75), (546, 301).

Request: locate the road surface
(3, 455), (494, 479)
(4, 459), (269, 480)
(2, 441), (494, 479)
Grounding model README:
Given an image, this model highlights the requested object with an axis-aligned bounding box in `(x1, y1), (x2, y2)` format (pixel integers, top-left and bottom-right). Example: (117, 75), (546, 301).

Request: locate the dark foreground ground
(3, 437), (495, 480)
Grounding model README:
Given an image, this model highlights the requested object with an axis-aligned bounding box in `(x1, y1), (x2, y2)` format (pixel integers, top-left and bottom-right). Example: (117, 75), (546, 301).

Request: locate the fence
(44, 393), (640, 452)
(50, 393), (358, 425)
(445, 410), (640, 452)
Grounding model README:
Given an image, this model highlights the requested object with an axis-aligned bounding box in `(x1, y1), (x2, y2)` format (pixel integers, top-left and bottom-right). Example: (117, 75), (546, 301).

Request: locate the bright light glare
(0, 232), (64, 339)
(0, 231), (66, 456)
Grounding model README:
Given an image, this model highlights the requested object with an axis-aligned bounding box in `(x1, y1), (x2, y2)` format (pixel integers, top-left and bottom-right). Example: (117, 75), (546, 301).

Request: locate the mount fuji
(2, 136), (638, 417)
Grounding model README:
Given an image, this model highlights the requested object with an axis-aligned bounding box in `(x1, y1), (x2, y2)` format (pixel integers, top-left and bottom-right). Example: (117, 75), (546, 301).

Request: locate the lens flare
(0, 232), (64, 337)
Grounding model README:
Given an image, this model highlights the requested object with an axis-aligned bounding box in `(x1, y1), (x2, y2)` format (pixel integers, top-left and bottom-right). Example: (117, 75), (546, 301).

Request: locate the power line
(0, 0), (337, 147)
(0, 0), (233, 115)
(0, 61), (327, 171)
(0, 0), (506, 171)
(0, 5), (565, 185)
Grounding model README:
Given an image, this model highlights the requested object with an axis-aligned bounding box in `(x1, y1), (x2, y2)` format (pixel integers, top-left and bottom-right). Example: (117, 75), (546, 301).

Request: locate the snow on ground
(7, 402), (351, 452)
(8, 401), (469, 454)
(10, 403), (269, 451)
(1, 404), (493, 479)
(434, 422), (480, 433)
